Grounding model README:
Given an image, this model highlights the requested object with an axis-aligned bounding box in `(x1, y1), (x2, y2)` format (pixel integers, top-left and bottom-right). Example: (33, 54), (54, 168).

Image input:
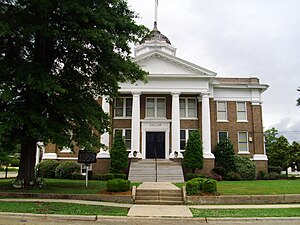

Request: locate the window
(218, 131), (228, 143)
(114, 98), (132, 117)
(114, 129), (131, 150)
(237, 102), (247, 121)
(238, 131), (249, 153)
(146, 98), (166, 118)
(81, 164), (92, 175)
(180, 129), (196, 150)
(217, 101), (227, 121)
(180, 98), (197, 118)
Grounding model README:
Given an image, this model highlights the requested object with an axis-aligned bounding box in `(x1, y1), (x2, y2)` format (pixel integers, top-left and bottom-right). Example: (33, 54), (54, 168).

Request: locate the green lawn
(0, 179), (140, 194)
(191, 208), (300, 218)
(175, 180), (300, 195)
(0, 201), (128, 216)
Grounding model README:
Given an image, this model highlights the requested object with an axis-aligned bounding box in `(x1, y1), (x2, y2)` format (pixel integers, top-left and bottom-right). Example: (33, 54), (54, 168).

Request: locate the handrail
(154, 146), (158, 182)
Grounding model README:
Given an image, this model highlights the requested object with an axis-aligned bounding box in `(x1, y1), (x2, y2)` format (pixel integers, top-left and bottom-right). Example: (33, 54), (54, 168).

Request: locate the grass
(191, 208), (300, 218)
(0, 201), (128, 216)
(0, 167), (19, 172)
(0, 179), (140, 195)
(174, 180), (300, 195)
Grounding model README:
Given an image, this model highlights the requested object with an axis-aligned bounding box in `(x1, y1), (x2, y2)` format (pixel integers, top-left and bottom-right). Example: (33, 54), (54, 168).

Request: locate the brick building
(42, 23), (268, 180)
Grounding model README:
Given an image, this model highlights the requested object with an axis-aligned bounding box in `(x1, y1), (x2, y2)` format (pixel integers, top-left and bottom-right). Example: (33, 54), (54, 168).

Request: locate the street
(1, 214), (300, 225)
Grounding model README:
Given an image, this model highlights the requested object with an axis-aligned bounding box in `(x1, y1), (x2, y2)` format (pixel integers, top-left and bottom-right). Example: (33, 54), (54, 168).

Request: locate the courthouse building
(42, 22), (268, 179)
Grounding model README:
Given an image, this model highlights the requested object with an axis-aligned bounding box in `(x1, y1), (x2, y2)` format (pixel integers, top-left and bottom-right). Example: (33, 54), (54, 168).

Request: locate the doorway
(146, 132), (165, 159)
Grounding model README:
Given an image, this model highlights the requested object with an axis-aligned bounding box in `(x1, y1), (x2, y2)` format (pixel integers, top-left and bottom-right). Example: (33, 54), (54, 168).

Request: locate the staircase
(133, 182), (185, 205)
(128, 159), (184, 182)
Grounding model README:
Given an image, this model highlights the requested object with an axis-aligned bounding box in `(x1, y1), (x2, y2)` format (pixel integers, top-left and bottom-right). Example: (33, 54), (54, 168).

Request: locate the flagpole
(154, 0), (158, 29)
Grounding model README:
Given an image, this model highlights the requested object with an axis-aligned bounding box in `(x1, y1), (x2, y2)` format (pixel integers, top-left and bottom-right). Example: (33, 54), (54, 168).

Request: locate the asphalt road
(1, 215), (300, 225)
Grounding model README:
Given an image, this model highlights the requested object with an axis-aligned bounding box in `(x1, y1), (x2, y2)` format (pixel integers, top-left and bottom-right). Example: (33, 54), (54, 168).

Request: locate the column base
(128, 151), (142, 159)
(42, 153), (57, 160)
(169, 151), (183, 159)
(96, 150), (110, 159)
(203, 152), (215, 159)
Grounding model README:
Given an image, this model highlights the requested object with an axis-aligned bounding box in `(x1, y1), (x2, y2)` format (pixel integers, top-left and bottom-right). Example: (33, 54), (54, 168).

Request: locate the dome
(141, 22), (171, 45)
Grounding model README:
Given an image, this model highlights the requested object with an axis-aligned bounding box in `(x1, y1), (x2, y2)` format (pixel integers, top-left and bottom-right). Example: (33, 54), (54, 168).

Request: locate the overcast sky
(127, 0), (300, 142)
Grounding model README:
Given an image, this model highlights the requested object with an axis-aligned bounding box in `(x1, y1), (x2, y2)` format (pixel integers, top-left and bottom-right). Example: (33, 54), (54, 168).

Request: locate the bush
(268, 166), (282, 174)
(212, 166), (226, 177)
(55, 161), (80, 179)
(203, 179), (217, 193)
(214, 139), (236, 172)
(257, 170), (267, 180)
(102, 173), (115, 181)
(225, 171), (241, 181)
(110, 132), (128, 173)
(113, 173), (127, 180)
(235, 156), (256, 180)
(183, 130), (203, 173)
(186, 179), (200, 194)
(206, 173), (222, 181)
(37, 160), (60, 178)
(10, 157), (20, 167)
(267, 172), (279, 180)
(107, 178), (130, 192)
(71, 173), (85, 180)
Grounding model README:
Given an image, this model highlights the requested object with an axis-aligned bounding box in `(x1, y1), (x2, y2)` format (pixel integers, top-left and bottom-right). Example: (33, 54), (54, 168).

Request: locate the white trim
(236, 102), (247, 121)
(253, 154), (268, 161)
(216, 101), (227, 121)
(81, 164), (92, 175)
(42, 153), (58, 160)
(145, 97), (166, 118)
(57, 157), (77, 160)
(179, 97), (197, 119)
(60, 147), (72, 153)
(114, 97), (132, 118)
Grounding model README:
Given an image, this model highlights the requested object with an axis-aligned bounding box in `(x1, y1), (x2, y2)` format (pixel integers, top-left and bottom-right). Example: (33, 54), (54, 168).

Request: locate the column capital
(201, 92), (210, 97)
(171, 91), (181, 96)
(131, 91), (141, 96)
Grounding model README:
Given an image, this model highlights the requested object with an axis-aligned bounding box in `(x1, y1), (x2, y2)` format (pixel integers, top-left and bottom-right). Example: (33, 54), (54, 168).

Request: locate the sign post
(77, 150), (97, 187)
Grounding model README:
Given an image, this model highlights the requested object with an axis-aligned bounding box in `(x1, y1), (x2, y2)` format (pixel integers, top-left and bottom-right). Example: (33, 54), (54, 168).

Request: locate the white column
(202, 93), (214, 158)
(129, 92), (142, 158)
(170, 92), (183, 158)
(35, 142), (43, 166)
(97, 96), (110, 158)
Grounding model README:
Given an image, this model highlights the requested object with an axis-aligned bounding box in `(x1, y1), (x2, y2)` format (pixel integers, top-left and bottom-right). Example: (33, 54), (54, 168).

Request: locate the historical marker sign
(78, 150), (97, 164)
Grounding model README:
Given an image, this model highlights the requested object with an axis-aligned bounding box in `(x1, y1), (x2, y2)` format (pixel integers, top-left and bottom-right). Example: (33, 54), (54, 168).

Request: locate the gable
(134, 50), (217, 78)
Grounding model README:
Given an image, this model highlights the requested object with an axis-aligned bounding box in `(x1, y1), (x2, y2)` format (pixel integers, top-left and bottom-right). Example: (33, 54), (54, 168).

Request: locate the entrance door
(146, 132), (165, 159)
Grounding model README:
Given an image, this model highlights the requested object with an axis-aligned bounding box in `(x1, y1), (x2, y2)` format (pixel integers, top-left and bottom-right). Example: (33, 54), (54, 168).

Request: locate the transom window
(237, 102), (247, 121)
(114, 98), (132, 118)
(114, 129), (131, 150)
(180, 98), (197, 118)
(146, 97), (166, 118)
(238, 131), (249, 153)
(217, 101), (227, 121)
(217, 131), (228, 143)
(180, 129), (197, 150)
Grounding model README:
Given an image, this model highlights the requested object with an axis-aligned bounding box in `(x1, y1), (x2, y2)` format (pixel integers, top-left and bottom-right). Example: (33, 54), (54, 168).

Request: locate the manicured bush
(212, 166), (226, 177)
(109, 132), (128, 173)
(102, 173), (115, 181)
(203, 179), (217, 193)
(257, 170), (267, 180)
(267, 172), (279, 180)
(186, 179), (200, 194)
(55, 161), (80, 179)
(183, 130), (203, 173)
(107, 178), (130, 192)
(225, 171), (241, 181)
(235, 156), (256, 180)
(37, 160), (60, 178)
(113, 173), (127, 180)
(214, 139), (236, 173)
(71, 173), (85, 180)
(206, 173), (222, 181)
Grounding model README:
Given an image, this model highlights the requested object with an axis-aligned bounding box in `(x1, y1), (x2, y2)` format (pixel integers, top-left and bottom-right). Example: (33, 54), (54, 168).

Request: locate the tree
(109, 131), (128, 174)
(183, 130), (203, 173)
(214, 138), (236, 173)
(0, 0), (148, 187)
(264, 127), (279, 152)
(267, 135), (290, 174)
(289, 141), (300, 170)
(297, 87), (300, 107)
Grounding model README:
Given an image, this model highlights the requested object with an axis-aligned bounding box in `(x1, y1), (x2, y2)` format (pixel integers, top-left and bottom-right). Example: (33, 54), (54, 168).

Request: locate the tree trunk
(17, 138), (37, 188)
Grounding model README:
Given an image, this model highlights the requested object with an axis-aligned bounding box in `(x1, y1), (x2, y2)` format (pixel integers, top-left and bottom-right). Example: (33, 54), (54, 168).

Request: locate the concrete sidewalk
(128, 205), (193, 217)
(137, 182), (180, 190)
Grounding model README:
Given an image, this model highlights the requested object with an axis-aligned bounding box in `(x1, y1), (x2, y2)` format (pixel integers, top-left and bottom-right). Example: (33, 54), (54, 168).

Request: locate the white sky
(127, 0), (300, 142)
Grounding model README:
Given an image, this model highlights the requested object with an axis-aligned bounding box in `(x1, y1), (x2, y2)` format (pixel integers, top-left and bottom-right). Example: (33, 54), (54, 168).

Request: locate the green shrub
(92, 174), (103, 180)
(267, 172), (279, 180)
(257, 170), (267, 180)
(113, 173), (127, 180)
(102, 173), (115, 181)
(109, 132), (128, 173)
(183, 130), (203, 173)
(214, 139), (236, 172)
(212, 166), (226, 177)
(203, 179), (217, 193)
(186, 179), (200, 194)
(225, 171), (241, 181)
(37, 160), (60, 178)
(55, 161), (80, 179)
(71, 173), (85, 180)
(10, 158), (20, 167)
(235, 156), (256, 180)
(186, 173), (199, 181)
(107, 178), (130, 192)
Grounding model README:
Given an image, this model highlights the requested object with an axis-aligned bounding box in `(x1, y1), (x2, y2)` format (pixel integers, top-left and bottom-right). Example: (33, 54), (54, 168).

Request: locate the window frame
(114, 128), (131, 151)
(217, 131), (228, 143)
(238, 131), (249, 154)
(216, 101), (228, 122)
(114, 97), (132, 118)
(180, 129), (197, 151)
(236, 102), (248, 122)
(145, 97), (166, 118)
(179, 97), (197, 119)
(81, 164), (92, 175)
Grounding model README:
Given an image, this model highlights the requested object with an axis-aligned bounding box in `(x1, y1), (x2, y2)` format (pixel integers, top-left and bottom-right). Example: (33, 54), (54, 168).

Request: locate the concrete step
(134, 200), (184, 205)
(135, 196), (183, 201)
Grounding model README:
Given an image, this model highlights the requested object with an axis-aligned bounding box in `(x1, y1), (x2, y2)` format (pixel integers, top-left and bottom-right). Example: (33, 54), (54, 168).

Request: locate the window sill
(237, 120), (249, 123)
(180, 118), (198, 120)
(113, 117), (132, 119)
(217, 120), (228, 123)
(238, 151), (250, 155)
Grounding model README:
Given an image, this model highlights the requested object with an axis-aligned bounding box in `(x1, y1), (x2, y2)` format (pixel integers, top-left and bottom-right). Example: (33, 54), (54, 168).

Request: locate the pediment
(133, 50), (217, 78)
